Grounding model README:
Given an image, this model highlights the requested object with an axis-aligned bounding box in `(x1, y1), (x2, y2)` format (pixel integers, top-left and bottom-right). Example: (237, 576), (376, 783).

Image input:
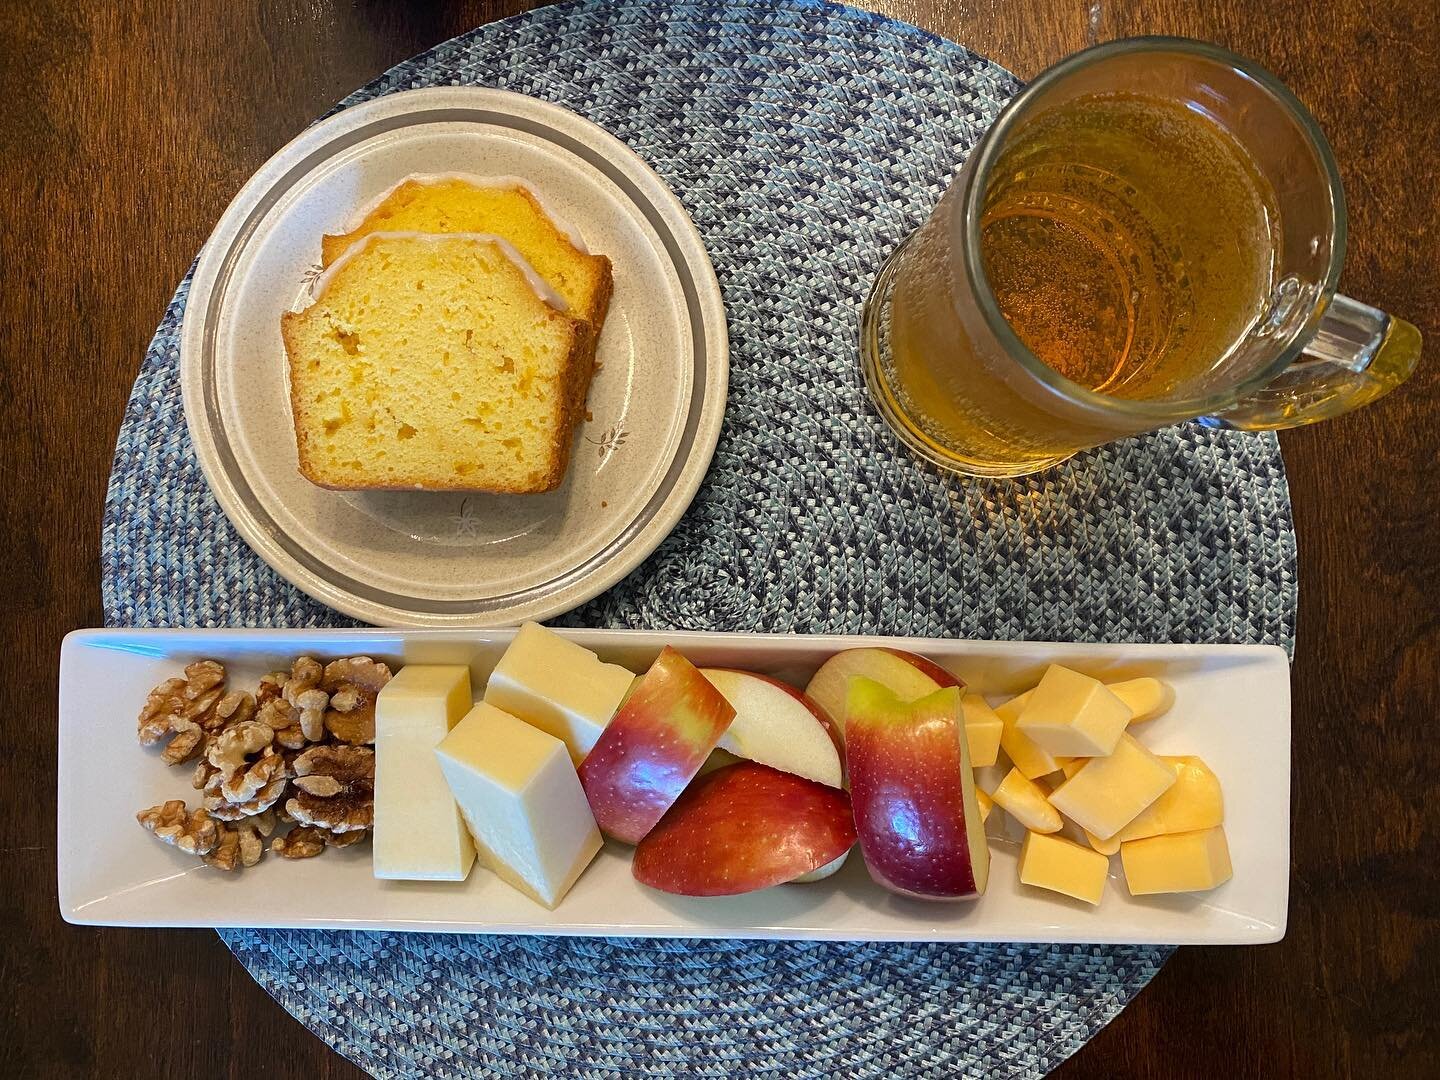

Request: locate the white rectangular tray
(58, 628), (1290, 944)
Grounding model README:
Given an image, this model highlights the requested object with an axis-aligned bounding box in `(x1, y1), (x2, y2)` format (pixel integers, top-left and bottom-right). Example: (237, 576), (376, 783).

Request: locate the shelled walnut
(287, 744), (374, 832)
(319, 658), (391, 745)
(137, 660), (228, 763)
(137, 800), (219, 856)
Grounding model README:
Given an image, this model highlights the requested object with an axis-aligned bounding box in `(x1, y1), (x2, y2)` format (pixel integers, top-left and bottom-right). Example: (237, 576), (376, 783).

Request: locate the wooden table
(3, 1), (1436, 1075)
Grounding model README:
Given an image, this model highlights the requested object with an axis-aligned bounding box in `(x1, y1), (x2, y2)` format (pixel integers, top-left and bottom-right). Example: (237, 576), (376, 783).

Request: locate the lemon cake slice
(322, 174), (613, 334)
(281, 231), (588, 493)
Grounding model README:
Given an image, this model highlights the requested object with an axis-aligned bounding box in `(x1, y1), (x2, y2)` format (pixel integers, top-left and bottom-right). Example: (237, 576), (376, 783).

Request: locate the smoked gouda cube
(1019, 831), (1109, 905)
(1121, 826), (1232, 894)
(995, 690), (1059, 780)
(1107, 677), (1175, 724)
(961, 694), (1003, 768)
(1016, 665), (1130, 757)
(993, 768), (1062, 834)
(1048, 734), (1176, 840)
(484, 621), (636, 764)
(1117, 756), (1223, 842)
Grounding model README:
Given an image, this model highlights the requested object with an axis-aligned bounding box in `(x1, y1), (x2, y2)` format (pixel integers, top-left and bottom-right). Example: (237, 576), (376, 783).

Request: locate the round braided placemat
(102, 1), (1297, 1075)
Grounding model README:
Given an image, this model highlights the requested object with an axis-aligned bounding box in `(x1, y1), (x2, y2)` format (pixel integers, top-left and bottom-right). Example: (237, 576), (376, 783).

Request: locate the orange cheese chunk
(1107, 677), (1175, 724)
(995, 690), (1059, 780)
(961, 694), (1003, 769)
(975, 788), (994, 823)
(1019, 831), (1109, 905)
(1116, 756), (1223, 842)
(1121, 826), (1233, 895)
(992, 768), (1062, 834)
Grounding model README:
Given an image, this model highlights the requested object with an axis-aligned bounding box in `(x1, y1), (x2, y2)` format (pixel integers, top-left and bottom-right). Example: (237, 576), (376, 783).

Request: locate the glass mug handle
(1202, 294), (1422, 430)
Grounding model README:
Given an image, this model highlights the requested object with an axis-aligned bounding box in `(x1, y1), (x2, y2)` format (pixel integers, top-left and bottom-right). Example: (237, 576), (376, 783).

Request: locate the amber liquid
(884, 92), (1281, 473)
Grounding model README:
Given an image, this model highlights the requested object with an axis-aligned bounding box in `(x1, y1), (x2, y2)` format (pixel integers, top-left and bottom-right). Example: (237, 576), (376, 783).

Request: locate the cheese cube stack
(1048, 734), (1176, 840)
(1019, 831), (1109, 905)
(960, 694), (1003, 769)
(484, 621), (636, 764)
(435, 702), (603, 909)
(1016, 665), (1130, 757)
(1121, 826), (1233, 894)
(373, 665), (476, 881)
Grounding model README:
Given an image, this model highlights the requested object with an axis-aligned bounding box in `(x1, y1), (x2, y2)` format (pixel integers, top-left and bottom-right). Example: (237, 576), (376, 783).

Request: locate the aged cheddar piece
(975, 788), (994, 823)
(483, 621), (635, 765)
(992, 768), (1063, 834)
(1048, 734), (1177, 840)
(1019, 831), (1110, 905)
(435, 702), (603, 908)
(1107, 677), (1175, 724)
(1016, 665), (1131, 757)
(1116, 756), (1223, 842)
(373, 665), (476, 881)
(961, 694), (1004, 769)
(995, 690), (1059, 780)
(1121, 826), (1233, 895)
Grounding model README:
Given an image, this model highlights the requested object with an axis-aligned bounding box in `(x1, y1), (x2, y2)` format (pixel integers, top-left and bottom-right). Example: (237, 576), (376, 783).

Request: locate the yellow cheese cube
(1058, 757), (1084, 780)
(992, 768), (1062, 833)
(995, 690), (1059, 780)
(1116, 756), (1223, 842)
(1121, 826), (1233, 894)
(1019, 831), (1109, 905)
(1107, 677), (1175, 724)
(373, 665), (476, 881)
(435, 703), (603, 909)
(961, 694), (1003, 768)
(1016, 665), (1130, 757)
(1048, 734), (1176, 840)
(975, 788), (994, 823)
(483, 621), (636, 764)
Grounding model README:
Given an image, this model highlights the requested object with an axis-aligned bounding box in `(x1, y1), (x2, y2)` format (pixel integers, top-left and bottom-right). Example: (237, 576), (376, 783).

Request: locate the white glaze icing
(338, 173), (591, 253)
(306, 230), (570, 313)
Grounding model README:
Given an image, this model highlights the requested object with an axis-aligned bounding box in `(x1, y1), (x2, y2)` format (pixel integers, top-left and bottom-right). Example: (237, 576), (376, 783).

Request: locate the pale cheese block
(1115, 756), (1223, 842)
(435, 702), (602, 909)
(373, 665), (476, 881)
(484, 621), (635, 764)
(1016, 665), (1130, 757)
(1048, 733), (1177, 840)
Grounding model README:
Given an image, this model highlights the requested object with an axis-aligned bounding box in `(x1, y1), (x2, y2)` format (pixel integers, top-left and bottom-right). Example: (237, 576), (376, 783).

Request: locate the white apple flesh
(701, 668), (843, 788)
(804, 647), (961, 743)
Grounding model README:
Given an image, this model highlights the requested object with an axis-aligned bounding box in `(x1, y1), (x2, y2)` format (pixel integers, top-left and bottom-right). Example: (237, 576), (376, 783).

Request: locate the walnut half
(137, 660), (228, 761)
(137, 800), (219, 856)
(286, 744), (374, 833)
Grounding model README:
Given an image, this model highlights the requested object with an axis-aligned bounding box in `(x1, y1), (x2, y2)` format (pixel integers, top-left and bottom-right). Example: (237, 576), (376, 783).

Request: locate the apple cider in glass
(861, 39), (1422, 477)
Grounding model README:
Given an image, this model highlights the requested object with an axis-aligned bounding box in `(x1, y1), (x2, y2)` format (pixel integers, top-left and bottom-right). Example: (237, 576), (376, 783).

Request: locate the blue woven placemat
(102, 1), (1297, 1076)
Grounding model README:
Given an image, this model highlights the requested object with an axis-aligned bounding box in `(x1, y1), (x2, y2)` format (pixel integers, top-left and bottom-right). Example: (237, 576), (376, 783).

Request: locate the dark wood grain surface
(2, 1), (1436, 1076)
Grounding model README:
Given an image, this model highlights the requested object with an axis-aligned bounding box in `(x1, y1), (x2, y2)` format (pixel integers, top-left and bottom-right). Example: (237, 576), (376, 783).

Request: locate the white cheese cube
(483, 621), (635, 764)
(373, 665), (476, 881)
(435, 702), (602, 909)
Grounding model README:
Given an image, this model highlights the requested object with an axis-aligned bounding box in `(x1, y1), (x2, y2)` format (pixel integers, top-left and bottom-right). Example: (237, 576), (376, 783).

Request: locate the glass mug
(860, 37), (1422, 478)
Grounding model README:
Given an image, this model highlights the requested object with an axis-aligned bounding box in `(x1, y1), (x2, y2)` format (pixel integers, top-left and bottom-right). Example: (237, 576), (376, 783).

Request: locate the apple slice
(804, 647), (961, 741)
(578, 646), (735, 844)
(632, 762), (857, 895)
(701, 669), (843, 788)
(845, 677), (989, 899)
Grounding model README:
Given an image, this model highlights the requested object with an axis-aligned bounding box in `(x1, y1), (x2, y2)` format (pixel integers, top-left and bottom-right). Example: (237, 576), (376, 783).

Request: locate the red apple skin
(880, 648), (962, 690)
(579, 646), (735, 844)
(705, 668), (843, 758)
(632, 762), (857, 896)
(846, 678), (989, 900)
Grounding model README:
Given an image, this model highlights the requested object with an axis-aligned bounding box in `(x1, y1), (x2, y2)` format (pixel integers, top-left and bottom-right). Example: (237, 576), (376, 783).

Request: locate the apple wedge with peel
(805, 647), (961, 742)
(701, 669), (843, 788)
(578, 646), (735, 844)
(845, 677), (990, 900)
(632, 762), (856, 895)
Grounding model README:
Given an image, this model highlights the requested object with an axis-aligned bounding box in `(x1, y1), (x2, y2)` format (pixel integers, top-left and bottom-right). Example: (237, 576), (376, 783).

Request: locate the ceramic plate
(59, 628), (1289, 944)
(180, 88), (728, 626)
